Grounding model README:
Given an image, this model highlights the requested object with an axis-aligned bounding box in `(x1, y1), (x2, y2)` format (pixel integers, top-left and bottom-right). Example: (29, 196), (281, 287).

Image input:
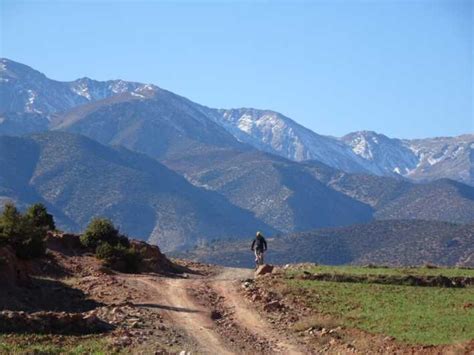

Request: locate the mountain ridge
(174, 219), (474, 268)
(0, 131), (276, 251)
(1, 57), (472, 185)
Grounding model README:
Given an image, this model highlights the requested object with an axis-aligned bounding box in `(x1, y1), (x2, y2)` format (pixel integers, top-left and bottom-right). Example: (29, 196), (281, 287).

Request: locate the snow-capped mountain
(1, 58), (472, 185)
(0, 58), (152, 115)
(209, 108), (372, 174)
(208, 109), (473, 185)
(341, 131), (419, 175)
(403, 135), (474, 184)
(342, 131), (474, 185)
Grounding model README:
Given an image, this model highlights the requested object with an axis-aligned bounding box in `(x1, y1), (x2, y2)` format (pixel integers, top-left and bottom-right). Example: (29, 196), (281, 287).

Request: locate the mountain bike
(255, 249), (264, 269)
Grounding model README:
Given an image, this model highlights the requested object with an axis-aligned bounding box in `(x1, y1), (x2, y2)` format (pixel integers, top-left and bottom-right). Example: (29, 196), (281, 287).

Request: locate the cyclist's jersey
(251, 236), (267, 251)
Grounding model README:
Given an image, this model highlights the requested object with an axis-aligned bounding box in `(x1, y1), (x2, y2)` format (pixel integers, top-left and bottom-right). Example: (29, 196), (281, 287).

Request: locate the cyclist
(251, 231), (267, 268)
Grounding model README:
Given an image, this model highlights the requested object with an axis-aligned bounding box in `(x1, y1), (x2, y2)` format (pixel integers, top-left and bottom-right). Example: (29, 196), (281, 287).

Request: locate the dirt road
(121, 267), (305, 354)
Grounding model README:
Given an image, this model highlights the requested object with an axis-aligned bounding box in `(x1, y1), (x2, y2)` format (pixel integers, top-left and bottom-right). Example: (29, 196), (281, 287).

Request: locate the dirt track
(119, 267), (304, 354)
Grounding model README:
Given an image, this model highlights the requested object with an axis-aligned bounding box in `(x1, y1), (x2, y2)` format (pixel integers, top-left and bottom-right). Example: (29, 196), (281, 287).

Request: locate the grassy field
(288, 265), (474, 278)
(284, 266), (474, 345)
(0, 334), (113, 354)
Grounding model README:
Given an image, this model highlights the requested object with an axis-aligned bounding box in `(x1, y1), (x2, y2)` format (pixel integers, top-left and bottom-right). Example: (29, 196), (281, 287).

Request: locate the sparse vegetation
(81, 218), (140, 273)
(0, 334), (113, 354)
(95, 242), (142, 273)
(80, 218), (127, 249)
(0, 202), (54, 259)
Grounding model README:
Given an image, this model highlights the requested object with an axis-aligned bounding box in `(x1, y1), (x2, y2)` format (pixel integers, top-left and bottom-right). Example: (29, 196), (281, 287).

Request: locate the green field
(288, 265), (474, 278)
(284, 266), (474, 345)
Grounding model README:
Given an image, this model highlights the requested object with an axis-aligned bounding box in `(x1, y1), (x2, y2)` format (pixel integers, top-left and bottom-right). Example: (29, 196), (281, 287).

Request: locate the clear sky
(1, 0), (472, 139)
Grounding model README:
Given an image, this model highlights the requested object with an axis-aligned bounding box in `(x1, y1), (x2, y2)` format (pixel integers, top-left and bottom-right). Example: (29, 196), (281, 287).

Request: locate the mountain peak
(1, 59), (472, 186)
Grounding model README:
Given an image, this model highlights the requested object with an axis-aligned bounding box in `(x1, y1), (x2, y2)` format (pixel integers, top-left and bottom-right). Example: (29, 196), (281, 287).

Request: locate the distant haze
(1, 0), (472, 138)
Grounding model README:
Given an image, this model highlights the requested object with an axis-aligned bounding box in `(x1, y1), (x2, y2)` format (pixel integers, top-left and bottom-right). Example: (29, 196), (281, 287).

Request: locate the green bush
(80, 218), (121, 249)
(120, 246), (142, 273)
(0, 202), (47, 259)
(95, 242), (115, 260)
(0, 203), (22, 238)
(25, 203), (55, 231)
(95, 242), (142, 273)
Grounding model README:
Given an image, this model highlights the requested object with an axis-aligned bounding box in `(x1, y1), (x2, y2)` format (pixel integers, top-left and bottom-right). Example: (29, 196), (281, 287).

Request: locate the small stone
(210, 310), (222, 320)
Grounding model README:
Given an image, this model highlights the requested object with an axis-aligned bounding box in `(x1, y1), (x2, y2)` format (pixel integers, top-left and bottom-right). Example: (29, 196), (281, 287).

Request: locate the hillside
(168, 149), (474, 227)
(166, 148), (374, 233)
(0, 132), (274, 251)
(53, 89), (246, 161)
(374, 179), (474, 224)
(174, 220), (474, 268)
(317, 170), (474, 224)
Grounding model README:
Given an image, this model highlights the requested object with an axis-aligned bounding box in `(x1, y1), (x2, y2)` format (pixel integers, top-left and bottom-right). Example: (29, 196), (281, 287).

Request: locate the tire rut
(136, 276), (233, 355)
(119, 268), (305, 354)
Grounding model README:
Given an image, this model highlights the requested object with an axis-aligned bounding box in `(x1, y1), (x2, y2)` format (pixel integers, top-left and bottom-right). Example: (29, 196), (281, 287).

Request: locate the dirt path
(212, 280), (303, 354)
(119, 267), (304, 354)
(138, 276), (233, 355)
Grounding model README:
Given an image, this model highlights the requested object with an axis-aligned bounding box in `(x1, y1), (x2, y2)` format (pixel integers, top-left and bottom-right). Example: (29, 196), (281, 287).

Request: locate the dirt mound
(46, 232), (83, 255)
(0, 246), (31, 288)
(129, 239), (180, 274)
(46, 232), (181, 275)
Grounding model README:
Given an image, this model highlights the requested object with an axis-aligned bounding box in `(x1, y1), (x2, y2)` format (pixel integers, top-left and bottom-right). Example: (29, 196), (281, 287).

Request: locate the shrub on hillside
(0, 202), (47, 259)
(80, 218), (128, 249)
(82, 218), (141, 273)
(25, 203), (56, 231)
(96, 242), (142, 273)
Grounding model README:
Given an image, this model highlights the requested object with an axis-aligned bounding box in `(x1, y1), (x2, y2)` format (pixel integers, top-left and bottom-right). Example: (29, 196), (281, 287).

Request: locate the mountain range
(1, 58), (473, 253)
(1, 58), (472, 185)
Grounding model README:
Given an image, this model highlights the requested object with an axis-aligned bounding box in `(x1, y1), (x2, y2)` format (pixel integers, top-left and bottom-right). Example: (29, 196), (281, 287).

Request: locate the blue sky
(1, 0), (472, 138)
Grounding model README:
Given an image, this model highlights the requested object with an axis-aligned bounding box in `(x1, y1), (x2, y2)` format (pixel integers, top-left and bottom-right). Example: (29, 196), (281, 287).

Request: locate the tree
(80, 217), (120, 249)
(0, 202), (23, 242)
(25, 203), (55, 231)
(0, 202), (46, 259)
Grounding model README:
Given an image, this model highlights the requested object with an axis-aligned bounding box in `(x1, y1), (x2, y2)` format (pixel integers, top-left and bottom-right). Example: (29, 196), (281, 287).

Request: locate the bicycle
(254, 249), (265, 268)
